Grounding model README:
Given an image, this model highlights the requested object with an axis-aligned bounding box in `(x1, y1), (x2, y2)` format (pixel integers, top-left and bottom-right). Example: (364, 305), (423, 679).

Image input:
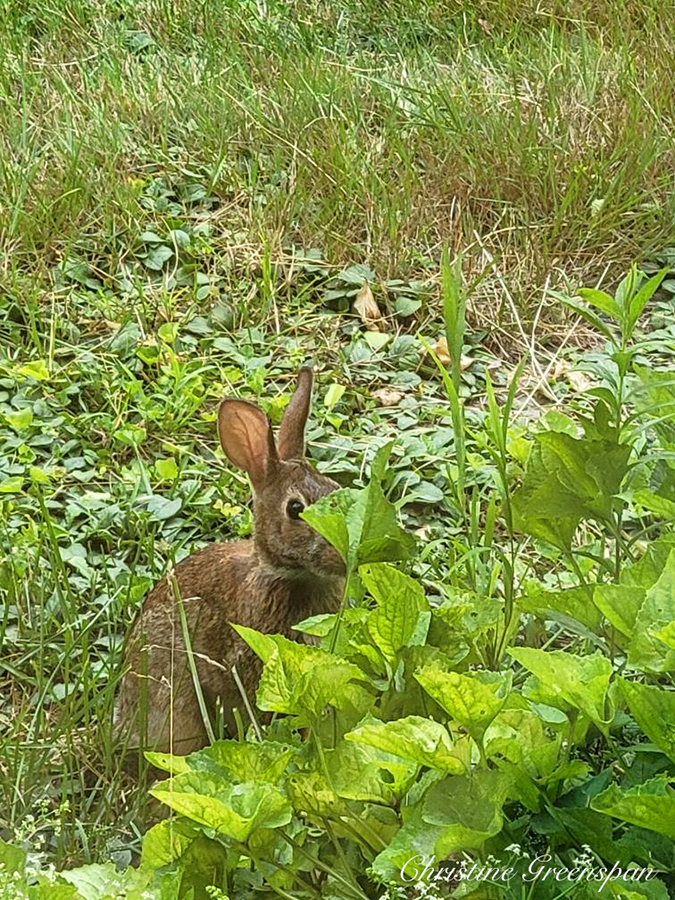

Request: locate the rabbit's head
(218, 368), (344, 579)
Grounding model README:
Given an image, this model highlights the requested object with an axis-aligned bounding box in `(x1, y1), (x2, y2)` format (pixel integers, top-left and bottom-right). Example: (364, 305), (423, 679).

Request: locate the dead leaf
(373, 388), (404, 407)
(567, 370), (595, 392)
(354, 282), (383, 331)
(478, 18), (491, 34)
(431, 337), (472, 371)
(433, 336), (451, 366)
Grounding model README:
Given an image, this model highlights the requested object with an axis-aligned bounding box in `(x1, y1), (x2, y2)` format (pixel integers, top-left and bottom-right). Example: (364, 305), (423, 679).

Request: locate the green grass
(0, 0), (674, 875)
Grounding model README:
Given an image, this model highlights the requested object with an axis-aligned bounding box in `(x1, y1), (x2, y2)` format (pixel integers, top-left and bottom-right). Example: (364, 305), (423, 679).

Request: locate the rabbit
(113, 367), (345, 765)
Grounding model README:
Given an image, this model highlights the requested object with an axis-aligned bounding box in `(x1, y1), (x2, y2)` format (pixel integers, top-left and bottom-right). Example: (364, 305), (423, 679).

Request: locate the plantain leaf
(510, 647), (613, 731)
(591, 776), (675, 840)
(345, 714), (465, 773)
(619, 679), (675, 762)
(415, 662), (512, 742)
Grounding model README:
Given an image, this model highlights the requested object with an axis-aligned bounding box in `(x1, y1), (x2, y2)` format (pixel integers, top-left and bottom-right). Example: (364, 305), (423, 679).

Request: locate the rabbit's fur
(114, 368), (344, 762)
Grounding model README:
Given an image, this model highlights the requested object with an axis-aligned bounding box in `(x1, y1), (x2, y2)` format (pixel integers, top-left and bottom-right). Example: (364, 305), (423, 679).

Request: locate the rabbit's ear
(278, 367), (314, 460)
(218, 399), (277, 488)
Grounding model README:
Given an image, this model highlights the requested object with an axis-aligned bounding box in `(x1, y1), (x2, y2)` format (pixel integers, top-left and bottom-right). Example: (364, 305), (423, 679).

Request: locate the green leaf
(303, 460), (415, 571)
(233, 627), (367, 717)
(509, 648), (613, 731)
(364, 331), (391, 351)
(345, 715), (465, 773)
(362, 563), (426, 663)
(186, 739), (296, 784)
(628, 550), (675, 672)
(0, 476), (24, 493)
(593, 584), (645, 637)
(146, 495), (182, 521)
(591, 776), (675, 840)
(484, 707), (561, 779)
(145, 244), (173, 270)
(324, 739), (418, 804)
(626, 267), (668, 336)
(551, 290), (615, 343)
(577, 287), (622, 322)
(371, 769), (508, 882)
(323, 383), (345, 408)
(18, 359), (50, 381)
(301, 486), (359, 564)
(151, 773), (292, 840)
(158, 322), (179, 343)
(154, 457), (179, 480)
(519, 584), (602, 633)
(620, 679), (675, 762)
(141, 818), (200, 869)
(0, 839), (26, 876)
(4, 408), (33, 431)
(58, 862), (150, 899)
(633, 489), (675, 520)
(415, 662), (512, 742)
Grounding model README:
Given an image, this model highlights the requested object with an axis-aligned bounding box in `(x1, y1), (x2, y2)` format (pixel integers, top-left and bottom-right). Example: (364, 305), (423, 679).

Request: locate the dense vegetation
(1, 1), (674, 898)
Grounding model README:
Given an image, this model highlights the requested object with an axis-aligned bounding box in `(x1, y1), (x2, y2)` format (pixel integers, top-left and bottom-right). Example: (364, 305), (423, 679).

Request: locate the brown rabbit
(114, 367), (344, 764)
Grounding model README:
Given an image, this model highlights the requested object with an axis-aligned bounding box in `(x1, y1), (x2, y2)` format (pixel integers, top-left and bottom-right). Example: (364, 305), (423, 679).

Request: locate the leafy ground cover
(1, 0), (675, 898)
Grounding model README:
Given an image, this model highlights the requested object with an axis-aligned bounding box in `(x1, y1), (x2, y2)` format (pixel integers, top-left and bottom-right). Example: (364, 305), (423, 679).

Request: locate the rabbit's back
(114, 539), (342, 759)
(114, 541), (255, 757)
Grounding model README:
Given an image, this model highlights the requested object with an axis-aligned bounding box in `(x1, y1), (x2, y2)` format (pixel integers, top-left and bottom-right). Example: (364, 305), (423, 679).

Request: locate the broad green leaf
(325, 740), (418, 804)
(591, 776), (675, 840)
(0, 475), (24, 493)
(371, 769), (508, 882)
(151, 773), (291, 840)
(155, 457), (178, 480)
(323, 383), (345, 408)
(654, 621), (675, 649)
(622, 535), (675, 589)
(234, 627), (367, 716)
(146, 495), (181, 521)
(231, 623), (279, 664)
(286, 769), (350, 818)
(351, 481), (416, 567)
(423, 769), (509, 850)
(632, 366), (675, 450)
(302, 447), (414, 570)
(4, 408), (33, 431)
(633, 489), (675, 519)
(141, 818), (200, 868)
(186, 739), (296, 784)
(629, 550), (675, 672)
(512, 431), (631, 546)
(484, 708), (561, 779)
(519, 584), (601, 632)
(145, 244), (173, 270)
(28, 885), (81, 899)
(594, 584), (645, 637)
(144, 750), (191, 775)
(620, 679), (675, 762)
(362, 563), (426, 663)
(18, 359), (50, 381)
(415, 662), (512, 741)
(345, 715), (465, 773)
(509, 648), (612, 730)
(58, 862), (150, 899)
(291, 659), (373, 720)
(0, 839), (26, 875)
(301, 487), (359, 563)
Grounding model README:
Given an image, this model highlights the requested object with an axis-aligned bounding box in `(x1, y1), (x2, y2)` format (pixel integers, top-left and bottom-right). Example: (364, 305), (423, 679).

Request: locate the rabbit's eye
(286, 499), (305, 520)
